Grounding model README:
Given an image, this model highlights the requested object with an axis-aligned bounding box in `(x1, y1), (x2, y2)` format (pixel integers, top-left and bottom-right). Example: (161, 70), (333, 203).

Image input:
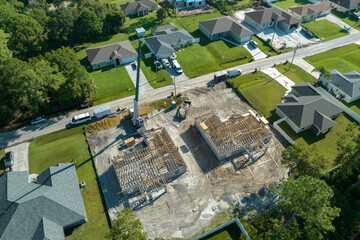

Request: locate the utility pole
(173, 76), (176, 96)
(132, 39), (142, 126)
(288, 44), (300, 70)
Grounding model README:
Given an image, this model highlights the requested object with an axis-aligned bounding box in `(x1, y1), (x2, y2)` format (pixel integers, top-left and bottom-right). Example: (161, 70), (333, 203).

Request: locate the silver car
(5, 151), (14, 168)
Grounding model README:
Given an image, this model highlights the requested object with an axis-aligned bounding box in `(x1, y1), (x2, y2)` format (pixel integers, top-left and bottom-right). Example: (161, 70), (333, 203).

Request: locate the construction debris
(195, 112), (272, 161)
(111, 128), (186, 197)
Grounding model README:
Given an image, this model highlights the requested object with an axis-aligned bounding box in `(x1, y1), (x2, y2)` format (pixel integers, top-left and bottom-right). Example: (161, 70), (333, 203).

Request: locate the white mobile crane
(129, 39), (144, 127)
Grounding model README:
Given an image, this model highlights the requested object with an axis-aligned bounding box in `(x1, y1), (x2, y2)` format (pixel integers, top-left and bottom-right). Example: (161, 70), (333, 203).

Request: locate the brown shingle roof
(199, 16), (253, 38)
(288, 3), (330, 17)
(245, 7), (301, 25)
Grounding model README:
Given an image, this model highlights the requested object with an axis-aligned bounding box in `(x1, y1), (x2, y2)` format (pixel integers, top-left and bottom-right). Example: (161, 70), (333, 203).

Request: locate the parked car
(162, 59), (171, 68)
(214, 71), (228, 81)
(4, 167), (12, 175)
(228, 69), (242, 78)
(351, 12), (360, 21)
(31, 116), (46, 125)
(249, 40), (259, 48)
(172, 60), (183, 74)
(168, 55), (175, 63)
(5, 151), (14, 168)
(80, 101), (94, 109)
(154, 61), (163, 70)
(70, 112), (92, 125)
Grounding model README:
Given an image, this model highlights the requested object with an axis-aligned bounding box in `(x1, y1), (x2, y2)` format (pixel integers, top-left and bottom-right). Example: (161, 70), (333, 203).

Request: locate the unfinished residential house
(111, 128), (186, 197)
(195, 112), (272, 161)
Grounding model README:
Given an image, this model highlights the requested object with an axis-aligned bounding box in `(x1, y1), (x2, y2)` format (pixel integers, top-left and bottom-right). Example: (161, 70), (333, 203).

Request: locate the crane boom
(131, 39), (143, 127)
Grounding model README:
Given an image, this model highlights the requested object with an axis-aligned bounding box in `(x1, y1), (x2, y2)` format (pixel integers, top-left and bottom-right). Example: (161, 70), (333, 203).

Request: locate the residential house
(86, 40), (137, 70)
(144, 29), (197, 59)
(0, 163), (87, 240)
(120, 0), (158, 16)
(199, 16), (254, 44)
(168, 0), (206, 9)
(276, 82), (343, 135)
(244, 7), (301, 32)
(328, 0), (360, 13)
(287, 3), (331, 22)
(319, 69), (360, 103)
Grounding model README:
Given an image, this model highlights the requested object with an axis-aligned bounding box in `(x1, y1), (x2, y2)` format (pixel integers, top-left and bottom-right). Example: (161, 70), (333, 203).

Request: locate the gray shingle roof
(330, 69), (360, 98)
(245, 7), (301, 26)
(276, 82), (343, 131)
(199, 16), (253, 38)
(329, 0), (359, 9)
(86, 40), (137, 65)
(145, 29), (194, 56)
(288, 3), (330, 17)
(120, 0), (157, 12)
(0, 163), (87, 240)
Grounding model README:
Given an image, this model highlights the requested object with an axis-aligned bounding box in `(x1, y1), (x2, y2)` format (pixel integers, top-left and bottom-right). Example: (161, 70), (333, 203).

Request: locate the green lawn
(273, 0), (311, 10)
(331, 11), (360, 30)
(199, 222), (243, 240)
(90, 67), (135, 105)
(29, 127), (110, 240)
(228, 72), (287, 119)
(276, 62), (317, 84)
(305, 44), (360, 73)
(176, 12), (224, 33)
(0, 148), (5, 175)
(302, 19), (349, 41)
(278, 113), (355, 170)
(252, 35), (278, 56)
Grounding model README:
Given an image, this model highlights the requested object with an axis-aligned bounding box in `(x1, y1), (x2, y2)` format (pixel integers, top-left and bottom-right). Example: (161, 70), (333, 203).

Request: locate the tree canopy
(106, 208), (147, 240)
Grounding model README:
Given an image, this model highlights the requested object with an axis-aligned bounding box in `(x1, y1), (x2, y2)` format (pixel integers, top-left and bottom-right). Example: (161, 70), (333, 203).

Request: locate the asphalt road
(1, 32), (359, 148)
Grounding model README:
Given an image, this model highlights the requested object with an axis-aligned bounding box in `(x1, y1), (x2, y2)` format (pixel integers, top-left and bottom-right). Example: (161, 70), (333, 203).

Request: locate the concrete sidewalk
(261, 68), (295, 91)
(325, 14), (359, 35)
(243, 42), (267, 60)
(124, 64), (153, 93)
(293, 59), (320, 79)
(5, 142), (29, 172)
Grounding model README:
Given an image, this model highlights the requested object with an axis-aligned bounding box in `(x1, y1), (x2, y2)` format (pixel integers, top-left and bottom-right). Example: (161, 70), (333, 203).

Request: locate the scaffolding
(195, 113), (272, 161)
(111, 128), (186, 197)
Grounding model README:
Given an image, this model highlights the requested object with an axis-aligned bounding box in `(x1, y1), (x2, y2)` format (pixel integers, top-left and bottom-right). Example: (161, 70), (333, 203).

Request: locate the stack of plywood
(124, 137), (135, 147)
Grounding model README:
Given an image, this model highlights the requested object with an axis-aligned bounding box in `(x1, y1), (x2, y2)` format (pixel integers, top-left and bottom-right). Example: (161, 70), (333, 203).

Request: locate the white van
(172, 60), (183, 74)
(71, 112), (92, 125)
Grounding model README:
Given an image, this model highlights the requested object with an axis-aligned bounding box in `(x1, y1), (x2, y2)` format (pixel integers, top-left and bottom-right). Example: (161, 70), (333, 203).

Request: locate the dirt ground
(87, 83), (288, 239)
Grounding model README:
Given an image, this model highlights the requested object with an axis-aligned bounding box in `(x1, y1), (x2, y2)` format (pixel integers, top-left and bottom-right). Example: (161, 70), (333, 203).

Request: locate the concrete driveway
(166, 66), (189, 82)
(5, 142), (29, 172)
(261, 67), (295, 91)
(124, 64), (153, 93)
(244, 42), (267, 60)
(325, 14), (359, 35)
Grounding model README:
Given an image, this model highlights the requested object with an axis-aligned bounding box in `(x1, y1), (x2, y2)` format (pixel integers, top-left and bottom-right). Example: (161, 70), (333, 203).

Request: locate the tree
(156, 8), (167, 21)
(103, 10), (125, 34)
(29, 8), (49, 27)
(281, 143), (325, 178)
(6, 13), (46, 58)
(75, 9), (102, 41)
(312, 65), (330, 84)
(48, 7), (77, 44)
(28, 0), (50, 11)
(277, 176), (340, 240)
(0, 36), (12, 63)
(106, 208), (147, 240)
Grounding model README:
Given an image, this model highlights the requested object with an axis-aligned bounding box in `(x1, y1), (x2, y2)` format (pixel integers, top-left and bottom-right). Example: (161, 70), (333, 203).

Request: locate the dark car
(5, 151), (14, 168)
(80, 101), (94, 109)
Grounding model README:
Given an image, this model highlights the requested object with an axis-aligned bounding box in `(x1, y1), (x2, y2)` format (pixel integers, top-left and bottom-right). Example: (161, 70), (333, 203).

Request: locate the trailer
(93, 105), (111, 118)
(214, 71), (228, 81)
(178, 100), (191, 119)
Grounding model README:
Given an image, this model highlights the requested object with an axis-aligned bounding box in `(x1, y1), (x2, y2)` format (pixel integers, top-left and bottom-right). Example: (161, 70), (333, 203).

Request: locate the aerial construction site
(86, 82), (287, 239)
(85, 38), (286, 240)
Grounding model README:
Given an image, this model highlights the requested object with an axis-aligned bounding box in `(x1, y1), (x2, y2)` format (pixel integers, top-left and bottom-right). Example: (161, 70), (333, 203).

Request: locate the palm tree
(312, 65), (330, 85)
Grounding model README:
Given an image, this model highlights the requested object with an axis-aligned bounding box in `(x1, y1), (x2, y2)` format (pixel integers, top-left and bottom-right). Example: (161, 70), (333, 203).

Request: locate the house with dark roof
(167, 0), (205, 9)
(199, 16), (254, 44)
(244, 7), (301, 32)
(319, 69), (360, 103)
(144, 29), (197, 59)
(86, 40), (137, 70)
(0, 163), (87, 240)
(120, 0), (158, 16)
(287, 3), (330, 22)
(328, 0), (360, 13)
(276, 82), (343, 135)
